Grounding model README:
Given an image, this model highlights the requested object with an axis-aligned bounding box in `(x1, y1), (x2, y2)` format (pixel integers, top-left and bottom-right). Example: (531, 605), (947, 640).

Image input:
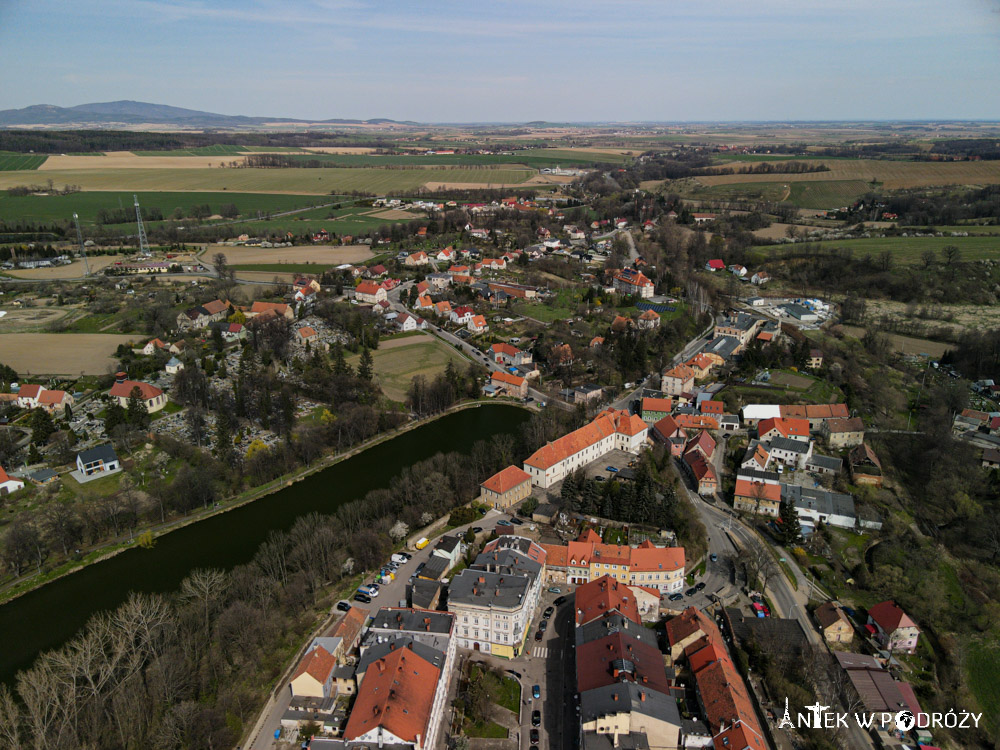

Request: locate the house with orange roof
(637, 308), (660, 329)
(490, 342), (532, 366)
(414, 294), (434, 310)
(343, 644), (442, 749)
(480, 465), (532, 511)
(779, 402), (849, 429)
(666, 607), (767, 750)
(683, 449), (717, 496)
(589, 336), (604, 348)
(551, 343), (574, 365)
(612, 268), (654, 298)
(176, 298), (229, 330)
(15, 384), (45, 409)
(522, 409), (648, 488)
(673, 413), (719, 431)
(247, 301), (293, 320)
(684, 352), (716, 379)
(490, 370), (527, 398)
(141, 338), (169, 356)
(17, 384), (73, 413)
(404, 250), (430, 267)
(640, 397), (673, 423)
(574, 575), (641, 626)
(758, 416), (810, 443)
(545, 531), (685, 594)
(354, 281), (387, 304)
(651, 415), (688, 456)
(289, 644), (339, 699)
(610, 314), (634, 333)
(467, 314), (489, 333)
(733, 478), (782, 516)
(108, 374), (166, 413)
(661, 364), (695, 396)
(433, 300), (452, 317)
(0, 465), (25, 496)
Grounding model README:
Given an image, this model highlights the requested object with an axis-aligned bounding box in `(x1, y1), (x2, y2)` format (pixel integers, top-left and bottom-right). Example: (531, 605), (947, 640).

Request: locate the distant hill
(0, 100), (420, 129)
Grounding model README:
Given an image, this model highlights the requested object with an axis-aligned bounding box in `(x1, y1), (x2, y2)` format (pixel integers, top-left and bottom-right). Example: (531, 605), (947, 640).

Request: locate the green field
(132, 145), (252, 157)
(755, 235), (1000, 263)
(690, 181), (790, 202)
(274, 148), (630, 168)
(346, 333), (469, 401)
(966, 641), (1000, 732)
(231, 263), (334, 274)
(787, 179), (873, 209)
(0, 191), (347, 225)
(0, 167), (535, 194)
(0, 152), (47, 171)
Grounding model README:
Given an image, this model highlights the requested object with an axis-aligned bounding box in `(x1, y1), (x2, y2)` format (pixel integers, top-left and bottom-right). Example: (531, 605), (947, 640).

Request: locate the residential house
(467, 314), (489, 333)
(637, 309), (660, 329)
(815, 601), (854, 644)
(14, 384), (44, 409)
(491, 343), (532, 366)
(480, 465), (532, 511)
(17, 385), (73, 413)
(705, 259), (725, 271)
(248, 301), (294, 320)
(551, 343), (574, 366)
(683, 450), (717, 496)
(415, 294), (434, 310)
(109, 375), (167, 413)
(395, 312), (427, 332)
(522, 409), (648, 489)
(713, 312), (762, 351)
(0, 466), (25, 496)
(353, 281), (387, 304)
(544, 535), (685, 594)
(821, 416), (865, 448)
(805, 453), (843, 475)
(729, 264), (747, 278)
(983, 447), (1000, 470)
(692, 213), (717, 224)
(289, 645), (339, 699)
(673, 413), (719, 432)
(433, 300), (452, 317)
(684, 353), (716, 379)
(176, 299), (228, 331)
(651, 415), (687, 457)
(758, 417), (810, 443)
(142, 338), (169, 355)
(76, 444), (121, 478)
(403, 251), (430, 267)
(750, 271), (770, 285)
(782, 484), (858, 532)
(640, 397), (673, 424)
(165, 357), (185, 375)
(431, 536), (463, 570)
(866, 601), (920, 654)
(767, 436), (813, 468)
(490, 371), (527, 398)
(661, 364), (695, 397)
(221, 322), (245, 342)
(450, 305), (474, 325)
(807, 349), (824, 369)
(734, 478), (782, 516)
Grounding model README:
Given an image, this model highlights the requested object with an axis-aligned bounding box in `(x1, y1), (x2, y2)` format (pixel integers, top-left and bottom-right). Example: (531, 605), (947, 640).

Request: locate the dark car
(497, 519), (513, 527)
(509, 517), (524, 526)
(538, 619), (548, 631)
(506, 669), (522, 680)
(553, 596), (566, 606)
(415, 562), (425, 574)
(532, 685), (541, 699)
(336, 600), (351, 612)
(353, 592), (372, 604)
(478, 507), (487, 515)
(534, 630), (544, 641)
(685, 588), (697, 597)
(543, 606), (554, 619)
(531, 710), (541, 727)
(472, 527), (483, 534)
(530, 728), (540, 745)
(695, 582), (706, 591)
(668, 592), (684, 602)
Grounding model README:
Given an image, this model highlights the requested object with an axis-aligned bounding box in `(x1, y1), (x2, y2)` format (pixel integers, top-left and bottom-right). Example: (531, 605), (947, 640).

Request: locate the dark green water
(0, 405), (529, 684)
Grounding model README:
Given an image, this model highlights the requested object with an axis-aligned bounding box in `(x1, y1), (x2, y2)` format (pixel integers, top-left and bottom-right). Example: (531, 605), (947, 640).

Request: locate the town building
(447, 536), (545, 658)
(522, 409), (648, 489)
(490, 371), (527, 398)
(15, 384), (73, 413)
(0, 466), (25, 496)
(660, 364), (695, 396)
(782, 484), (858, 532)
(177, 299), (228, 330)
(76, 444), (121, 478)
(479, 465), (532, 511)
(542, 532), (685, 594)
(734, 478), (782, 516)
(815, 601), (854, 644)
(849, 443), (883, 487)
(353, 281), (387, 304)
(612, 268), (655, 298)
(640, 397), (673, 424)
(821, 417), (866, 448)
(490, 342), (532, 366)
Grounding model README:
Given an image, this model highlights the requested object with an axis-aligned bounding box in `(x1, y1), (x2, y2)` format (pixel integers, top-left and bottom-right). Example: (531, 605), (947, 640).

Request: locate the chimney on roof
(612, 693), (619, 701)
(640, 691), (646, 702)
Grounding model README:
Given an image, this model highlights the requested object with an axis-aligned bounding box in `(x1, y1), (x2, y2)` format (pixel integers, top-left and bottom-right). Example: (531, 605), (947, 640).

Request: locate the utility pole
(134, 194), (150, 255)
(73, 213), (90, 276)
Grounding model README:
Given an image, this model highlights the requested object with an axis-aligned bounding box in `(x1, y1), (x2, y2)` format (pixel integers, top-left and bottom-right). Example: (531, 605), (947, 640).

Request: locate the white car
(391, 553), (411, 564)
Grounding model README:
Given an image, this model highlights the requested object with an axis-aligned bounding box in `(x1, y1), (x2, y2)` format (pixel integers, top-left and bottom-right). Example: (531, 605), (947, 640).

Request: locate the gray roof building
(449, 569), (532, 611)
(806, 454), (843, 473)
(579, 682), (681, 729)
(700, 335), (741, 361)
(418, 555), (450, 581)
(768, 436), (810, 454)
(77, 443), (118, 465)
(575, 613), (659, 649)
(367, 607), (453, 636)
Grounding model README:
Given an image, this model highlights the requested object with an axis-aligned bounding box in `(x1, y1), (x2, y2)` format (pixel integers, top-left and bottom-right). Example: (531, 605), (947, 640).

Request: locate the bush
(449, 506), (478, 526)
(519, 497), (538, 517)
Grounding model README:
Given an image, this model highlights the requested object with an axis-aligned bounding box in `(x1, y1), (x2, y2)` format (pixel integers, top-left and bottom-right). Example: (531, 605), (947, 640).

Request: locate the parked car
(685, 588), (697, 597)
(506, 669), (522, 680)
(391, 553), (410, 564)
(534, 630), (544, 641)
(509, 516), (523, 526)
(606, 466), (619, 473)
(543, 606), (554, 619)
(336, 601), (351, 612)
(530, 728), (540, 745)
(531, 710), (541, 727)
(668, 592), (684, 602)
(539, 619), (548, 632)
(353, 592), (372, 604)
(709, 553), (718, 562)
(497, 519), (513, 527)
(547, 587), (561, 594)
(595, 475), (605, 482)
(695, 582), (706, 591)
(532, 685), (541, 700)
(472, 526), (483, 534)
(553, 596), (566, 606)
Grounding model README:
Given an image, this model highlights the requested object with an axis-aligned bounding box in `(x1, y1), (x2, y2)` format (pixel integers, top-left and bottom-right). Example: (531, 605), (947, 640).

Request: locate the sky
(2, 0), (1000, 122)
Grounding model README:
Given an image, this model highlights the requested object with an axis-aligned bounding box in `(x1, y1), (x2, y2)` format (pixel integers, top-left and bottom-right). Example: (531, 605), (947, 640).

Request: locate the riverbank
(0, 398), (529, 607)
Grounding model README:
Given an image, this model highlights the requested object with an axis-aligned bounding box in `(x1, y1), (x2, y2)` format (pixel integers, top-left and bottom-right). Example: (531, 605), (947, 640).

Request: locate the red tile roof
(641, 397), (673, 414)
(491, 371), (525, 388)
(292, 645), (337, 684)
(343, 645), (439, 743)
(491, 343), (521, 358)
(824, 417), (865, 433)
(780, 403), (849, 420)
(541, 544), (568, 567)
(250, 301), (289, 315)
(673, 414), (718, 431)
(37, 389), (69, 405)
(578, 529), (602, 544)
(664, 364), (696, 381)
(707, 259), (725, 269)
(685, 430), (716, 459)
(330, 606), (367, 647)
(683, 452), (716, 483)
(297, 326), (317, 337)
(576, 630), (672, 694)
(109, 380), (163, 400)
(665, 606), (715, 647)
(355, 281), (383, 296)
(651, 415), (683, 441)
(0, 465), (16, 485)
(17, 384), (43, 399)
(574, 575), (640, 626)
(758, 417), (809, 439)
(734, 479), (781, 503)
(700, 399), (724, 414)
(202, 299), (228, 315)
(481, 465), (531, 495)
(867, 600), (917, 633)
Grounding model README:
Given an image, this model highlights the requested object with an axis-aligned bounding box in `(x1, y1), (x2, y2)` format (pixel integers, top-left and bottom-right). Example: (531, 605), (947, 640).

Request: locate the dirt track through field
(210, 244), (373, 264)
(5, 256), (119, 279)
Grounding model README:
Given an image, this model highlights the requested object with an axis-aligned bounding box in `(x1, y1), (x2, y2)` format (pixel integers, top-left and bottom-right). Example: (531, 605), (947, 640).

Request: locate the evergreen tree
(126, 386), (150, 429)
(104, 401), (128, 435)
(779, 499), (802, 545)
(29, 408), (56, 445)
(357, 347), (374, 381)
(332, 343), (349, 376)
(211, 325), (225, 352)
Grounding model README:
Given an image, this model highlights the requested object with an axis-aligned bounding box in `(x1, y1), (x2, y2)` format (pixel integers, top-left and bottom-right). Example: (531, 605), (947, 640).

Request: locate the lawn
(966, 640), (1000, 733)
(787, 180), (874, 209)
(464, 721), (508, 739)
(0, 191), (338, 226)
(469, 663), (521, 713)
(0, 167), (536, 195)
(273, 148), (630, 168)
(132, 145), (251, 157)
(346, 333), (468, 401)
(755, 235), (1000, 263)
(0, 152), (47, 171)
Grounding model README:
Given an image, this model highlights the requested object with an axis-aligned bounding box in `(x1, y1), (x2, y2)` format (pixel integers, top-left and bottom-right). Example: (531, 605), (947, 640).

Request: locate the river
(0, 404), (530, 684)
